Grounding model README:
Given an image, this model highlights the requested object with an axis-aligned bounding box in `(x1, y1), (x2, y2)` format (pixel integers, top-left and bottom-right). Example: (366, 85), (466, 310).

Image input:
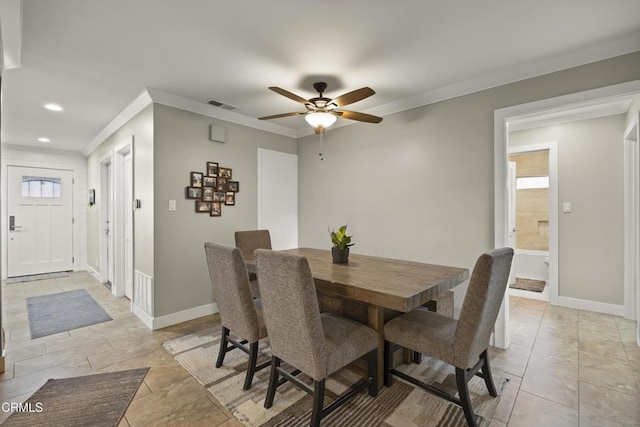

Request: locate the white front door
(7, 166), (73, 277)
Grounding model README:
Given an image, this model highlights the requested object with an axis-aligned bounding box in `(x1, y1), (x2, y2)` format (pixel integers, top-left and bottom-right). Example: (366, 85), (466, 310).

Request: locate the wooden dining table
(253, 247), (470, 390)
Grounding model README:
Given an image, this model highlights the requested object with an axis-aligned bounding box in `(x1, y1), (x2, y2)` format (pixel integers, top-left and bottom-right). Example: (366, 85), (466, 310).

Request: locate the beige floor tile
(491, 368), (521, 423)
(508, 391), (578, 426)
(614, 316), (637, 331)
(521, 355), (579, 409)
(579, 351), (640, 396)
(488, 342), (531, 377)
(579, 381), (640, 426)
(531, 335), (578, 367)
(488, 419), (507, 427)
(509, 319), (539, 348)
(579, 336), (628, 361)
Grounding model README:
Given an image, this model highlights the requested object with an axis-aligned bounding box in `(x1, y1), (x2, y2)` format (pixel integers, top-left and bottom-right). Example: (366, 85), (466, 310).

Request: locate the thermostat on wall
(209, 124), (227, 143)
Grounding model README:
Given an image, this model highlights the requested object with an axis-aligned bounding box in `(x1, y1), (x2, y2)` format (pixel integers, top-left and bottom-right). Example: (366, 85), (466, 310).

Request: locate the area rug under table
(163, 326), (509, 427)
(3, 368), (149, 427)
(26, 289), (112, 339)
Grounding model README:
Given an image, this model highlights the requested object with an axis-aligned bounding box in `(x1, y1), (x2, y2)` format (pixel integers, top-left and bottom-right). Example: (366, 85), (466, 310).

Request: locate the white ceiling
(1, 0), (640, 152)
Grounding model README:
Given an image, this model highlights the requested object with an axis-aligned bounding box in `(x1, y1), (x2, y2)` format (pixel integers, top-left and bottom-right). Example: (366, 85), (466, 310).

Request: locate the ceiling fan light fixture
(305, 112), (336, 129)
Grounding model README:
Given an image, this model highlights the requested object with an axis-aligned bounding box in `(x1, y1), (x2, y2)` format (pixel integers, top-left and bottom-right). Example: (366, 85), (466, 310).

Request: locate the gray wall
(86, 105), (154, 278)
(152, 104), (297, 317)
(297, 51), (640, 311)
(510, 115), (625, 305)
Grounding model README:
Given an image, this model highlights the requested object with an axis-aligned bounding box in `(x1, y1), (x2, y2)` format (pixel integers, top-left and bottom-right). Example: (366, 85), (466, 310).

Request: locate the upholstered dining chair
(383, 247), (513, 427)
(204, 242), (270, 390)
(234, 230), (272, 297)
(254, 249), (379, 427)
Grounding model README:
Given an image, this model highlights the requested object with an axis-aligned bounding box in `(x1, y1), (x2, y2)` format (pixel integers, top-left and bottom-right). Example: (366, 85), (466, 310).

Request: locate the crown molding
(0, 0), (23, 71)
(146, 88), (297, 138)
(299, 33), (640, 138)
(83, 90), (153, 156)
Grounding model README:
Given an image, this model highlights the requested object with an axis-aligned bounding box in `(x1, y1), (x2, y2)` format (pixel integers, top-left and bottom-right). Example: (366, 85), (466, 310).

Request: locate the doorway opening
(507, 144), (558, 304)
(493, 79), (640, 349)
(99, 137), (134, 301)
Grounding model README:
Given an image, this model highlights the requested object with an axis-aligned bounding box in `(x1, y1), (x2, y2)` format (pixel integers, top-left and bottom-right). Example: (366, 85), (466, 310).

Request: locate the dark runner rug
(163, 326), (509, 426)
(26, 289), (112, 339)
(510, 277), (546, 292)
(3, 368), (149, 427)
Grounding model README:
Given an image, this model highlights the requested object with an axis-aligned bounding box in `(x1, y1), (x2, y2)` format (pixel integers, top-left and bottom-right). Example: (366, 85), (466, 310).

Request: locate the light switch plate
(169, 200), (176, 211)
(563, 202), (571, 213)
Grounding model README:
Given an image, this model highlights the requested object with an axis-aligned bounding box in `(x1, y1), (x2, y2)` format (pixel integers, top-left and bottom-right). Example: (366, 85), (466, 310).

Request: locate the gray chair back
(235, 230), (272, 261)
(204, 242), (260, 343)
(254, 249), (327, 380)
(454, 247), (514, 368)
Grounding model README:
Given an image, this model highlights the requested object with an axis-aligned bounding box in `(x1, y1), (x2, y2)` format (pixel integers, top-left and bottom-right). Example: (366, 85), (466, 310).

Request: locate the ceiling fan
(259, 82), (383, 134)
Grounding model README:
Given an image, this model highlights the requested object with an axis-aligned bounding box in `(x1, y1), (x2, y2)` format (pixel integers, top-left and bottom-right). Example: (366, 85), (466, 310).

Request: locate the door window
(21, 176), (62, 198)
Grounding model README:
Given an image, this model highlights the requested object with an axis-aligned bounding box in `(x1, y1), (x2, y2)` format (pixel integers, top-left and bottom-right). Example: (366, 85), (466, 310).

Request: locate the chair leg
(455, 367), (477, 427)
(413, 351), (422, 364)
(215, 327), (230, 368)
(264, 356), (281, 409)
(367, 349), (378, 397)
(480, 350), (497, 397)
(383, 341), (393, 387)
(243, 341), (259, 390)
(310, 380), (325, 427)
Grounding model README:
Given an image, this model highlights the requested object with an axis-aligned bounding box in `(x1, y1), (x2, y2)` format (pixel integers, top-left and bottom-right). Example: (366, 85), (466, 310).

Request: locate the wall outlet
(563, 202), (571, 213)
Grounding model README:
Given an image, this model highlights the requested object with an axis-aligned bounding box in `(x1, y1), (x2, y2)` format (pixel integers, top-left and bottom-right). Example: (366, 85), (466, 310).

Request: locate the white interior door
(124, 151), (133, 299)
(7, 166), (73, 277)
(257, 149), (298, 250)
(106, 162), (113, 285)
(507, 161), (517, 285)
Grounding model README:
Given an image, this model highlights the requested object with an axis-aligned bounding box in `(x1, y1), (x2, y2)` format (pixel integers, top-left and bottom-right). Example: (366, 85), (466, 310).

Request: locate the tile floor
(0, 272), (639, 426)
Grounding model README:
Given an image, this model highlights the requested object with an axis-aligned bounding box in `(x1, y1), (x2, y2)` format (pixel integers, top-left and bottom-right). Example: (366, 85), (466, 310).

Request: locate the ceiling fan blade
(258, 111), (306, 120)
(268, 87), (310, 105)
(336, 110), (383, 123)
(331, 87), (375, 107)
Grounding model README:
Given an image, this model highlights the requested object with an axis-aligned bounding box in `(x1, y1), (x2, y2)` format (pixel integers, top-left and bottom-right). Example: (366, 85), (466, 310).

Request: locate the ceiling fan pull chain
(318, 132), (324, 161)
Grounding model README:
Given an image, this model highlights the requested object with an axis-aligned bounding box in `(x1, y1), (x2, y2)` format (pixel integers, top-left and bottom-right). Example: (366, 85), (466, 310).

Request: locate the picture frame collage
(185, 161), (239, 217)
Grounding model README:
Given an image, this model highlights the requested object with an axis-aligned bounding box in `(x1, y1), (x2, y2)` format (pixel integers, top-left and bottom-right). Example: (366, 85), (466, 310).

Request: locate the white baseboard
(86, 265), (101, 282)
(557, 296), (624, 316)
(132, 302), (219, 330)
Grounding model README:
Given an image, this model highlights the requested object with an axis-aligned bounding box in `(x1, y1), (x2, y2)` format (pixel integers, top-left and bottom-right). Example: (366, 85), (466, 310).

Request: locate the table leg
(367, 305), (385, 391)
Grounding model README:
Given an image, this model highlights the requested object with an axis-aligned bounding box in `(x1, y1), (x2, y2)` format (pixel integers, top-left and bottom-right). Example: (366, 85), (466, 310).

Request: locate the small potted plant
(329, 225), (354, 264)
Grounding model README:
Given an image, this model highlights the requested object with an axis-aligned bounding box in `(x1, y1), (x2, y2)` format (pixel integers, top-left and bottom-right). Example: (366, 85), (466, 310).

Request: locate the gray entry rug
(3, 368), (149, 427)
(163, 326), (509, 427)
(26, 289), (112, 339)
(6, 272), (69, 284)
(510, 277), (546, 292)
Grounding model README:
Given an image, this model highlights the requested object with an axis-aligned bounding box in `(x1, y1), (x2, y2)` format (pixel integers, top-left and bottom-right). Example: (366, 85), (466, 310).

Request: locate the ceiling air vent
(206, 99), (238, 111)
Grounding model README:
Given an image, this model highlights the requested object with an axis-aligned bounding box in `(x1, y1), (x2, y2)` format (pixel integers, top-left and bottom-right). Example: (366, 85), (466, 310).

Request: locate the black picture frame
(213, 192), (226, 202)
(207, 162), (219, 177)
(216, 178), (227, 192)
(219, 167), (232, 179)
(195, 200), (211, 213)
(210, 202), (222, 217)
(203, 176), (216, 188)
(186, 187), (203, 199)
(190, 171), (203, 187)
(202, 187), (214, 201)
(226, 180), (239, 192)
(224, 191), (235, 206)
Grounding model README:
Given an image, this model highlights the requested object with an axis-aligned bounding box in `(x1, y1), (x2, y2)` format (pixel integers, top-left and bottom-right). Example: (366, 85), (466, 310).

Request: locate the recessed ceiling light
(38, 137), (50, 143)
(44, 103), (63, 111)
